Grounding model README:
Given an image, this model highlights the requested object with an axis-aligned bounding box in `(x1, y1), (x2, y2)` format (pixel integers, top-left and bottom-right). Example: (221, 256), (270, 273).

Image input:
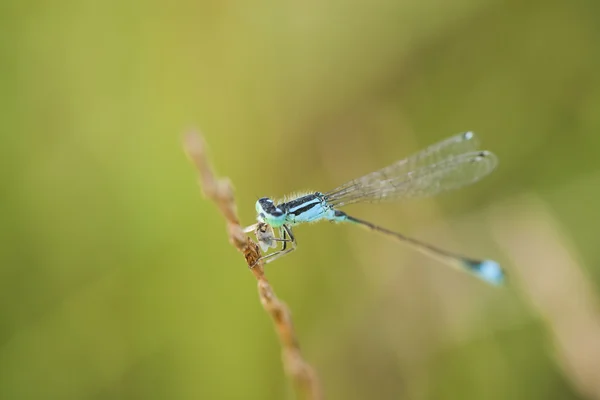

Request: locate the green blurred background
(2, 0), (600, 399)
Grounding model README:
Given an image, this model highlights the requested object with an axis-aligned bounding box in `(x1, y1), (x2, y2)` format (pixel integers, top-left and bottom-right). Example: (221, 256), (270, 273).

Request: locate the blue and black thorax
(256, 192), (342, 227)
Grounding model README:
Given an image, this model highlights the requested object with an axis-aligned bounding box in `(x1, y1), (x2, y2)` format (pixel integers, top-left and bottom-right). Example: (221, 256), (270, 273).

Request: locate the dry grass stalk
(183, 131), (322, 400)
(491, 197), (600, 400)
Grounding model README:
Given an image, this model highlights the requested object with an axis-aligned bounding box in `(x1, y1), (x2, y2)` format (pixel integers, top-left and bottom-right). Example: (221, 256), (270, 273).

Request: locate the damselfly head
(255, 197), (286, 227)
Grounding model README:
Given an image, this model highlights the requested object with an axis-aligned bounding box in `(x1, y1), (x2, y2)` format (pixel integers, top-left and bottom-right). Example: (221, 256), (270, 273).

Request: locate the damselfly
(245, 132), (504, 285)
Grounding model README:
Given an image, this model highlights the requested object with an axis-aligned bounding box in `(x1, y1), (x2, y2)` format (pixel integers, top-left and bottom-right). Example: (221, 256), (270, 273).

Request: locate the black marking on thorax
(279, 192), (324, 216)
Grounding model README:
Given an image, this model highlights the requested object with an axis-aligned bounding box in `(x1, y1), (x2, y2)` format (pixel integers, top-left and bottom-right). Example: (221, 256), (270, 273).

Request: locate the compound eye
(271, 209), (283, 217)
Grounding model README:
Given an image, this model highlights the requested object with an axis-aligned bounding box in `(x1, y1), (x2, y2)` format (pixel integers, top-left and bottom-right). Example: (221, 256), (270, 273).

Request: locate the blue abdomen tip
(466, 259), (505, 285)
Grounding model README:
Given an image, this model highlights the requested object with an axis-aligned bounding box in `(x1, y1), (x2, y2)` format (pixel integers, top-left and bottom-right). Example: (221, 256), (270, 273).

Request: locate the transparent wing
(324, 132), (497, 207)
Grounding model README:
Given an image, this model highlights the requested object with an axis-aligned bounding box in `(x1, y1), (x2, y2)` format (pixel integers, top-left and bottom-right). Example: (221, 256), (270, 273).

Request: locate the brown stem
(183, 131), (322, 400)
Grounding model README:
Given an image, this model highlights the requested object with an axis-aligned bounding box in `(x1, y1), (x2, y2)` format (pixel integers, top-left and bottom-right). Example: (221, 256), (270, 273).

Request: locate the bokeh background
(2, 0), (600, 399)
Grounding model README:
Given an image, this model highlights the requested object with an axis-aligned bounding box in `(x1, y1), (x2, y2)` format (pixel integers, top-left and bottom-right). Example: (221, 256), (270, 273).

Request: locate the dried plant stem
(491, 197), (600, 400)
(184, 131), (322, 400)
